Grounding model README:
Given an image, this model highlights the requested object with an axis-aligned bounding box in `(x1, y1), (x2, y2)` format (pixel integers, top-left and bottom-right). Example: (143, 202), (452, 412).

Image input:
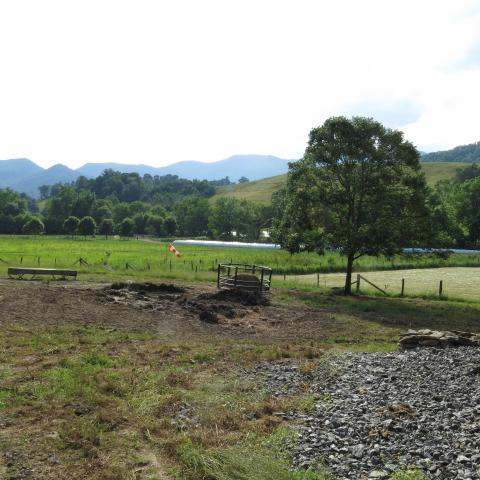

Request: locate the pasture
(2, 236), (480, 282)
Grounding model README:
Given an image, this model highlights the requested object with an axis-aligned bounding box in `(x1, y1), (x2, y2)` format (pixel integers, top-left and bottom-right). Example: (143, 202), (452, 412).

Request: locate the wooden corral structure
(217, 263), (272, 294)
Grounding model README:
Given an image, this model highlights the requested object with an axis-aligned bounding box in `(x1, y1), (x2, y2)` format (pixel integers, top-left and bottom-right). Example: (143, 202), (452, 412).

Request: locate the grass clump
(390, 466), (428, 479)
(35, 350), (115, 402)
(178, 428), (331, 480)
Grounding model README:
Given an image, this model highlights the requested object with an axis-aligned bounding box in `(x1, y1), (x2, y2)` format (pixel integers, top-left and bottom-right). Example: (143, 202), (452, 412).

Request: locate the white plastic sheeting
(172, 240), (281, 250)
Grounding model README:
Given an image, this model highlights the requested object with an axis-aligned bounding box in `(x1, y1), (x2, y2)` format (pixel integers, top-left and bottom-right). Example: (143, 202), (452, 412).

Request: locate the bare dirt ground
(3, 280), (477, 479)
(0, 279), (350, 480)
(0, 279), (344, 343)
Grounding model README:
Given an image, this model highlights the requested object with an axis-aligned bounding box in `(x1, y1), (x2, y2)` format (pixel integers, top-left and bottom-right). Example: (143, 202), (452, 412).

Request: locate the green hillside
(211, 174), (287, 204)
(212, 162), (466, 204)
(421, 161), (467, 185)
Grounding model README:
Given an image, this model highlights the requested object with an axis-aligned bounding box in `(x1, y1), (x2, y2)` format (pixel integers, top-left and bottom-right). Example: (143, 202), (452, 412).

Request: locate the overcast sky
(0, 0), (479, 168)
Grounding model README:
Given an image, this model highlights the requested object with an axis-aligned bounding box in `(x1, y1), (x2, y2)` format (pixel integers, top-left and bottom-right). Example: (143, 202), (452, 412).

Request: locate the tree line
(0, 171), (267, 240)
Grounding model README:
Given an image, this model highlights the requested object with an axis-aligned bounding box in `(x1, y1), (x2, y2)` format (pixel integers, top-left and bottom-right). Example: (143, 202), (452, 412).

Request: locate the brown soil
(0, 277), (421, 480)
(0, 279), (342, 342)
(0, 279), (350, 480)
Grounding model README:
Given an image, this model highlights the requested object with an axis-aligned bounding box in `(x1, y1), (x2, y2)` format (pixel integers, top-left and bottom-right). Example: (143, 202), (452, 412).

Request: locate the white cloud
(0, 0), (479, 167)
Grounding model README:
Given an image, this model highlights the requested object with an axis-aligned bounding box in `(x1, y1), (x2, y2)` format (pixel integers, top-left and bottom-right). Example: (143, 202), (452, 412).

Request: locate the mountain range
(0, 155), (292, 198)
(1, 140), (479, 198)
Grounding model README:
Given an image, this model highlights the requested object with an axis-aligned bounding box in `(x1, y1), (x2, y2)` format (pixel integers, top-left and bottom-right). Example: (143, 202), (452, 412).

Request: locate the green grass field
(211, 162), (465, 204)
(2, 236), (480, 281)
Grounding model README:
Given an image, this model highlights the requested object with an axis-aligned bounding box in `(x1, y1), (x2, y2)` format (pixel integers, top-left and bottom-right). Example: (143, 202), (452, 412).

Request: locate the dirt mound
(198, 310), (219, 324)
(109, 282), (185, 294)
(201, 288), (269, 306)
(101, 281), (273, 329)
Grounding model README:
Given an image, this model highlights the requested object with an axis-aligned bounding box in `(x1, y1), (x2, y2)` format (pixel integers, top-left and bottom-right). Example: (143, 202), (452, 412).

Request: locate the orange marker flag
(167, 243), (182, 257)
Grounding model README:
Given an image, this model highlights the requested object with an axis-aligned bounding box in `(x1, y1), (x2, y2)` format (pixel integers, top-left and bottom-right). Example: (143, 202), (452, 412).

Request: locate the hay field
(284, 267), (480, 299)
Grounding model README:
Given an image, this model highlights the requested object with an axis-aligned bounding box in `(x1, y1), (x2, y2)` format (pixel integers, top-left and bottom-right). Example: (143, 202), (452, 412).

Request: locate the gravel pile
(252, 360), (313, 396)
(294, 348), (480, 479)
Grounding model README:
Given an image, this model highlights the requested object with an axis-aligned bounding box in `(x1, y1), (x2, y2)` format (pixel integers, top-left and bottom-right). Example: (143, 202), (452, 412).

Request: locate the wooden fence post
(401, 278), (405, 297)
(317, 272), (320, 287)
(439, 280), (443, 296)
(356, 274), (360, 293)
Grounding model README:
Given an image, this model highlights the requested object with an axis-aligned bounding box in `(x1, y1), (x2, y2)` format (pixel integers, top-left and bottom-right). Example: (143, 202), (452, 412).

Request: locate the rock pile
(294, 348), (480, 479)
(399, 329), (480, 349)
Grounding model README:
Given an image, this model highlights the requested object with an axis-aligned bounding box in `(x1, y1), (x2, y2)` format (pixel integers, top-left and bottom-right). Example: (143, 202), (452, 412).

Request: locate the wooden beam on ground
(8, 267), (77, 279)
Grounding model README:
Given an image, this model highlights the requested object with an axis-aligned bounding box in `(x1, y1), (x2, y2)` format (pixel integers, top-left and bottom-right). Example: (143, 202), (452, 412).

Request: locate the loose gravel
(292, 348), (480, 479)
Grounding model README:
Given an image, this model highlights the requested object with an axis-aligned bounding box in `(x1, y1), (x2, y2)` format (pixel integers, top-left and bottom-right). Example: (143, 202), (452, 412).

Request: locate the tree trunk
(344, 252), (355, 295)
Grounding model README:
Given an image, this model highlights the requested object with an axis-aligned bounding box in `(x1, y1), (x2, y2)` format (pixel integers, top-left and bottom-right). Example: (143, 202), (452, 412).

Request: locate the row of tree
(0, 182), (271, 240)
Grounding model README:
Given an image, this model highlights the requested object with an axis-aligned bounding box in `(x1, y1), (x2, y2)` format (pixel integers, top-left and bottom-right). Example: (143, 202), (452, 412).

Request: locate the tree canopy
(78, 216), (97, 238)
(273, 116), (430, 294)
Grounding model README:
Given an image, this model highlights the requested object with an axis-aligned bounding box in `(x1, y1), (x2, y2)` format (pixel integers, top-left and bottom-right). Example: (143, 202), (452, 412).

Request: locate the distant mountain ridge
(2, 141), (479, 198)
(0, 154), (292, 197)
(421, 141), (480, 163)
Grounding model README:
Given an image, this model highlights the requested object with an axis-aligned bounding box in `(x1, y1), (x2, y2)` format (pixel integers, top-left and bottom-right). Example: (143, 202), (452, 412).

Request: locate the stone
(399, 329), (480, 349)
(368, 470), (388, 478)
(292, 347), (480, 479)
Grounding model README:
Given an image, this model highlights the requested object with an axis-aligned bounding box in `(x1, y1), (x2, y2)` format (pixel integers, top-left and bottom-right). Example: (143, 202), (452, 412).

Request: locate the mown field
(2, 235), (480, 281)
(282, 266), (480, 300)
(211, 162), (466, 204)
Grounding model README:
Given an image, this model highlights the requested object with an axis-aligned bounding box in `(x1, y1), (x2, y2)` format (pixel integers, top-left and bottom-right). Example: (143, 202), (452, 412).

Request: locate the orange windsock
(167, 243), (182, 257)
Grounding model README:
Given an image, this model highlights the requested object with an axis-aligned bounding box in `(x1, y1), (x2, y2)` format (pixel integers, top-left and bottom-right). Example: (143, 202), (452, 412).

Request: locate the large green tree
(456, 176), (480, 246)
(63, 216), (80, 238)
(174, 196), (210, 236)
(119, 217), (135, 237)
(78, 216), (97, 238)
(22, 217), (45, 236)
(208, 197), (260, 240)
(273, 116), (429, 294)
(99, 218), (114, 239)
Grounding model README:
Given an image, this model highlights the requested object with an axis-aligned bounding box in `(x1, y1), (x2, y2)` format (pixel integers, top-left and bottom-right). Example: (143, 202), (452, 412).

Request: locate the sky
(0, 0), (479, 169)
